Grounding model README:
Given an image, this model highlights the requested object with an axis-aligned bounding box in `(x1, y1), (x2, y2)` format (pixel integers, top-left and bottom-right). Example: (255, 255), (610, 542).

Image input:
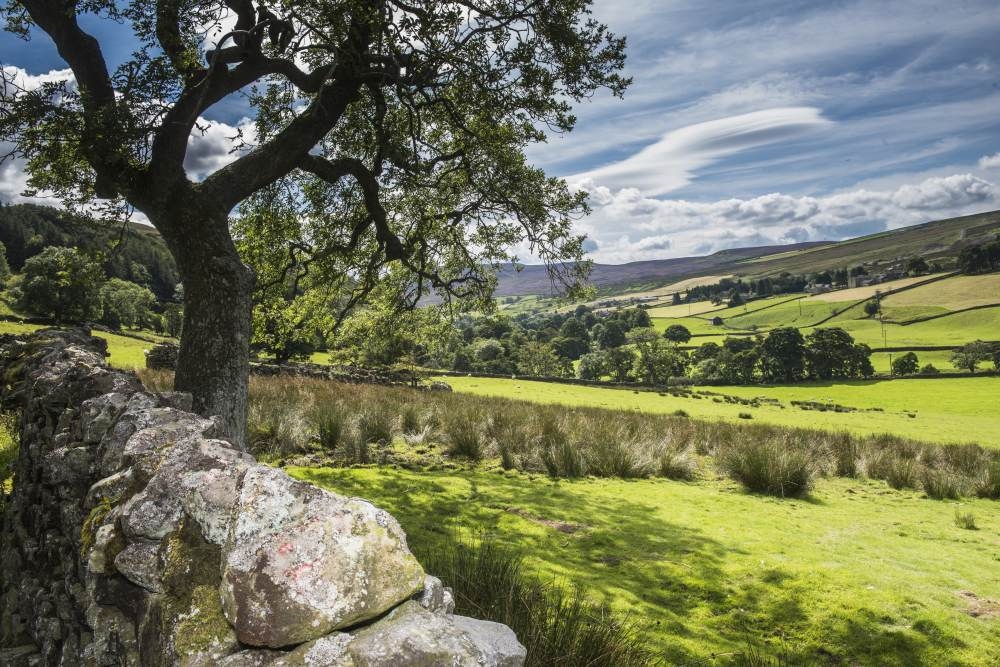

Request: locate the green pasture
(819, 307), (1000, 348)
(439, 375), (1000, 447)
(869, 350), (958, 374)
(0, 321), (167, 371)
(650, 316), (748, 336)
(291, 466), (1000, 665)
(646, 300), (728, 318)
(724, 298), (857, 330)
(881, 273), (1000, 311)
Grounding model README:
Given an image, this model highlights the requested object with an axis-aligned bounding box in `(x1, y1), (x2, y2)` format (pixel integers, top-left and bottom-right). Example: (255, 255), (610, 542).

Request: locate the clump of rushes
(357, 407), (393, 445)
(718, 436), (815, 498)
(315, 406), (346, 451)
(954, 509), (977, 530)
(418, 537), (653, 667)
(444, 416), (484, 461)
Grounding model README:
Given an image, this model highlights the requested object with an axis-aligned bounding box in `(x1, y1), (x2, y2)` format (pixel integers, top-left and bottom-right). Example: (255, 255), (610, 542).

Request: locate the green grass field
(290, 466), (1000, 665)
(820, 307), (1000, 348)
(0, 321), (167, 371)
(439, 375), (1000, 447)
(881, 273), (1000, 311)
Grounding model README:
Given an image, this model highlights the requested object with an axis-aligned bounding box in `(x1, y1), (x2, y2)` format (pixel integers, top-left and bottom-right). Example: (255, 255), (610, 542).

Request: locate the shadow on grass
(291, 466), (977, 666)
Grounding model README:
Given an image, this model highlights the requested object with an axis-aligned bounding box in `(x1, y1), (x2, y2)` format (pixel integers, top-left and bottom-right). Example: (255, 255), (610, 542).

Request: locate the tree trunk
(152, 206), (254, 448)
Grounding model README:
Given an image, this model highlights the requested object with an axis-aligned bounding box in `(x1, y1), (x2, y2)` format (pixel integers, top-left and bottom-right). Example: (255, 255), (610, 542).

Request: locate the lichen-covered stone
(220, 467), (426, 648)
(79, 392), (130, 445)
(450, 615), (528, 667)
(114, 541), (165, 592)
(337, 601), (525, 667)
(417, 575), (455, 615)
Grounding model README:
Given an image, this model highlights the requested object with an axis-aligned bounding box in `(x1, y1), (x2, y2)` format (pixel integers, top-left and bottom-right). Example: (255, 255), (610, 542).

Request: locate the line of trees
(957, 239), (1000, 275)
(355, 294), (877, 386)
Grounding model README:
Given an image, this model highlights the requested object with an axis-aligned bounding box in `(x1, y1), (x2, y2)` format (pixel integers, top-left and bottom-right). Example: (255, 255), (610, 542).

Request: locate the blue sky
(3, 0), (1000, 263)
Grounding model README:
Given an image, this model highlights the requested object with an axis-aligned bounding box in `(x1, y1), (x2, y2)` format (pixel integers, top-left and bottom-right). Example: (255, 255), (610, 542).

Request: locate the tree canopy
(1, 0), (628, 440)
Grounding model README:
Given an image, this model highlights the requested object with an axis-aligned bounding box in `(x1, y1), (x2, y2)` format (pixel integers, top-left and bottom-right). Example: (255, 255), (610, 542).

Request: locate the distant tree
(672, 292), (682, 306)
(847, 343), (875, 378)
(559, 317), (589, 341)
(863, 300), (880, 317)
(691, 341), (721, 363)
(552, 336), (589, 361)
(100, 278), (157, 329)
(805, 328), (870, 379)
(332, 288), (451, 367)
(604, 347), (634, 382)
(993, 344), (1000, 372)
(15, 246), (104, 323)
(723, 336), (756, 354)
(0, 243), (11, 289)
(812, 271), (832, 284)
(0, 241), (10, 289)
(517, 342), (571, 377)
(850, 265), (868, 277)
(951, 341), (993, 374)
(919, 364), (940, 375)
(760, 327), (806, 383)
(163, 304), (184, 339)
(891, 352), (920, 376)
(597, 319), (628, 349)
(128, 261), (152, 288)
(957, 242), (1000, 275)
(905, 257), (929, 276)
(630, 327), (688, 385)
(452, 349), (472, 372)
(629, 308), (652, 329)
(474, 339), (506, 363)
(731, 349), (761, 384)
(577, 351), (606, 380)
(727, 290), (745, 308)
(663, 324), (692, 344)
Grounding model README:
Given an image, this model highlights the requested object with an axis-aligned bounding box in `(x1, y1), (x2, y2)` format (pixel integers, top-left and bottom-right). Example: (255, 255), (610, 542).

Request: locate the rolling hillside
(498, 208), (1000, 298)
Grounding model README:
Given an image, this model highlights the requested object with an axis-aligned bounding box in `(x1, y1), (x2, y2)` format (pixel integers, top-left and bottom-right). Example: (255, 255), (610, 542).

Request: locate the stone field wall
(0, 329), (523, 666)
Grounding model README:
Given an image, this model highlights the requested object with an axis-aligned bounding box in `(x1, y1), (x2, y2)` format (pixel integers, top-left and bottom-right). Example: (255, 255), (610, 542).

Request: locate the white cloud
(980, 152), (1000, 170)
(890, 174), (993, 210)
(1, 65), (74, 92)
(185, 117), (257, 180)
(575, 173), (998, 263)
(570, 107), (832, 197)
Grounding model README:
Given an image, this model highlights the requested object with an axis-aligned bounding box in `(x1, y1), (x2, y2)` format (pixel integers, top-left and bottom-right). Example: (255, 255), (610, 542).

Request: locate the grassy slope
(290, 466), (1000, 666)
(808, 274), (945, 303)
(735, 210), (1000, 278)
(438, 375), (1000, 447)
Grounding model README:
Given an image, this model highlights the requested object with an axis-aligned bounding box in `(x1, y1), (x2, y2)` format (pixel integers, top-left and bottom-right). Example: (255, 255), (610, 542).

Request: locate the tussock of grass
(718, 436), (815, 498)
(954, 509), (978, 530)
(418, 537), (652, 667)
(444, 416), (484, 461)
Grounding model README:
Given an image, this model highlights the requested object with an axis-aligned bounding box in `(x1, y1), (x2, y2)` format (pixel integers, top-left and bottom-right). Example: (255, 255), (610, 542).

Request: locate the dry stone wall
(0, 329), (524, 666)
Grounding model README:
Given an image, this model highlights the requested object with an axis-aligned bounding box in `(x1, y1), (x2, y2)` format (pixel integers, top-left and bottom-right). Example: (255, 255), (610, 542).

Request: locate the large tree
(2, 0), (627, 442)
